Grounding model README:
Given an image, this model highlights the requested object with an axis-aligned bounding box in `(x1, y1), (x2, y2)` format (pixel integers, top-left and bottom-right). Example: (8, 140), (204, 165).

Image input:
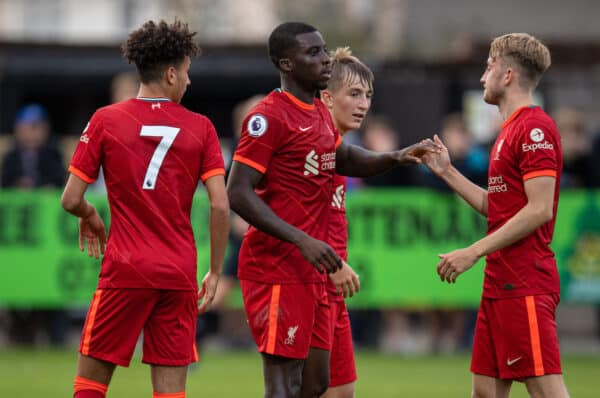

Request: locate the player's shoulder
(91, 102), (121, 119)
(248, 91), (284, 118)
(243, 92), (287, 134)
(519, 107), (559, 136)
(177, 106), (214, 127)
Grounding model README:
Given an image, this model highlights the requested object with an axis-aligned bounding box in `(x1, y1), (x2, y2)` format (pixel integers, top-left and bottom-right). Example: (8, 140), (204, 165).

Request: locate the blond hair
(489, 33), (551, 88)
(327, 47), (374, 93)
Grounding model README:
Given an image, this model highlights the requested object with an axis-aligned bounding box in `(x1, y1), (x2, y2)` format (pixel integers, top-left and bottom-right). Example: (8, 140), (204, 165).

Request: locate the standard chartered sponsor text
(488, 175), (508, 193)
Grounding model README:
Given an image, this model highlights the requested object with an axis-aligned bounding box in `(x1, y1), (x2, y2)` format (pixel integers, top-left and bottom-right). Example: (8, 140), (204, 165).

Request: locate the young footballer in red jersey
(227, 22), (437, 398)
(319, 47), (374, 398)
(421, 33), (570, 397)
(61, 20), (229, 398)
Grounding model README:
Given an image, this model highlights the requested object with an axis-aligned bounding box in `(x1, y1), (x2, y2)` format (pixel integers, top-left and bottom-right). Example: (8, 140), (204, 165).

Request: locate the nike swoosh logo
(506, 357), (522, 366)
(299, 126), (312, 132)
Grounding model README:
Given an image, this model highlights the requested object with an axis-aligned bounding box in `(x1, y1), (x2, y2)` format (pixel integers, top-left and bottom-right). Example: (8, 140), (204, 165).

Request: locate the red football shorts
(471, 294), (562, 380)
(328, 298), (357, 387)
(240, 280), (331, 359)
(79, 288), (199, 367)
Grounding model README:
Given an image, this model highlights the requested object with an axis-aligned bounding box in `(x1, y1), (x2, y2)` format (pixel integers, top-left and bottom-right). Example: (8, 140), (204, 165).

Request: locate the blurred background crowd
(1, 0), (600, 357)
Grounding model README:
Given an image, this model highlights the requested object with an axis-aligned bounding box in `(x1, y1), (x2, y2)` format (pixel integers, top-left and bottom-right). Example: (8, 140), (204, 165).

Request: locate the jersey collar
(501, 105), (536, 129)
(277, 89), (315, 111)
(136, 97), (171, 102)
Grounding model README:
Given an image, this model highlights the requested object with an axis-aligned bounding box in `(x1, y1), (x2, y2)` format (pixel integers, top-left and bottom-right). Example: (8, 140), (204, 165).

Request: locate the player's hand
(436, 247), (479, 283)
(421, 134), (451, 176)
(329, 261), (360, 298)
(198, 271), (220, 314)
(295, 234), (343, 274)
(395, 138), (441, 165)
(78, 208), (106, 259)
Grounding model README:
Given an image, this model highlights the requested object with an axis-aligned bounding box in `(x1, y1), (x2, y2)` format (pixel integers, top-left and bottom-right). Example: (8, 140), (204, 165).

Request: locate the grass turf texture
(1, 349), (598, 397)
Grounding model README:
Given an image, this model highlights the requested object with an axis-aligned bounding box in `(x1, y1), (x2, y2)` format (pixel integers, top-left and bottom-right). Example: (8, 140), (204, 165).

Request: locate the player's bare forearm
(227, 162), (307, 245)
(61, 174), (95, 218)
(439, 165), (488, 216)
(335, 141), (398, 177)
(209, 205), (229, 275)
(469, 177), (555, 258)
(205, 175), (230, 275)
(469, 203), (550, 258)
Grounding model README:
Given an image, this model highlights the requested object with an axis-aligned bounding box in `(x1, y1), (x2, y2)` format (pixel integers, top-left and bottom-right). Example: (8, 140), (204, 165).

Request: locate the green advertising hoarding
(1, 189), (599, 308)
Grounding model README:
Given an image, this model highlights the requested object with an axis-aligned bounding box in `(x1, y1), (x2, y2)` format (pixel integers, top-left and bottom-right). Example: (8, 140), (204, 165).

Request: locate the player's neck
(333, 121), (347, 135)
(498, 90), (534, 121)
(137, 84), (172, 101)
(280, 79), (316, 105)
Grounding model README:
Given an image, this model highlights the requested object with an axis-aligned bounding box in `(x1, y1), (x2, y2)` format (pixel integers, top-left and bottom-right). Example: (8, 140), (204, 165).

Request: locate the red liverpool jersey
(484, 105), (562, 298)
(233, 90), (341, 284)
(327, 172), (348, 300)
(69, 98), (225, 291)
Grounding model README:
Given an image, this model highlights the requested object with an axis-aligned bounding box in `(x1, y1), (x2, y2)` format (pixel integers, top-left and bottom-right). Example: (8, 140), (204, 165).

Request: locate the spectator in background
(197, 95), (264, 349)
(418, 113), (488, 191)
(414, 112), (486, 354)
(356, 116), (415, 352)
(553, 107), (593, 189)
(362, 115), (415, 186)
(1, 104), (65, 188)
(1, 104), (66, 347)
(214, 95), (263, 310)
(110, 71), (139, 104)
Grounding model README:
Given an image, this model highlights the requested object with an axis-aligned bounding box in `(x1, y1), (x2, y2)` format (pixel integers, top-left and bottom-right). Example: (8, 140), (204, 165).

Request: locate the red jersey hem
(68, 165), (96, 184)
(96, 281), (197, 291)
(523, 169), (556, 181)
(200, 168), (225, 182)
(481, 288), (560, 299)
(233, 154), (267, 174)
(80, 350), (131, 367)
(237, 274), (326, 285)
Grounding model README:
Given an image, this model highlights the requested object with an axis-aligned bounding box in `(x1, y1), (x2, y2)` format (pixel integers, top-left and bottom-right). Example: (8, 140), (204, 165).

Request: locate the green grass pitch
(1, 349), (598, 397)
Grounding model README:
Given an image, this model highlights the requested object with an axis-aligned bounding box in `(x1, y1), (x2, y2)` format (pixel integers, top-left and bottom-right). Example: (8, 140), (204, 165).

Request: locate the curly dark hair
(122, 19), (200, 83)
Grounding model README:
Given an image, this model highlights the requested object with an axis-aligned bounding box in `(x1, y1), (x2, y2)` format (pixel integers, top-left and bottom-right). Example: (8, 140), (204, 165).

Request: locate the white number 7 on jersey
(140, 125), (180, 190)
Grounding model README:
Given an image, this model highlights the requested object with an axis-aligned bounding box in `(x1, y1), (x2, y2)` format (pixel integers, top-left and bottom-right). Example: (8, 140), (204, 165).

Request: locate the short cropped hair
(268, 22), (317, 69)
(122, 19), (200, 84)
(489, 33), (551, 88)
(327, 47), (374, 93)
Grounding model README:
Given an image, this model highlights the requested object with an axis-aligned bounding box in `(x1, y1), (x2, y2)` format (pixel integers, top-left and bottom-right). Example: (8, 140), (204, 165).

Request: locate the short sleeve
(514, 119), (560, 181)
(232, 112), (283, 174)
(199, 120), (226, 182)
(68, 111), (104, 183)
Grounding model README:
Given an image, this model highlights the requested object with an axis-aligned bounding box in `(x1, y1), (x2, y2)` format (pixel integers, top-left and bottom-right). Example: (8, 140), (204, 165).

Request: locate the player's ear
(278, 58), (292, 73)
(166, 65), (177, 85)
(321, 90), (334, 109)
(503, 67), (514, 86)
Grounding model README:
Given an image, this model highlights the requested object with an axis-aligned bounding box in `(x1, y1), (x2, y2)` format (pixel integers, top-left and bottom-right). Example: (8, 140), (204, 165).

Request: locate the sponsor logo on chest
(303, 149), (336, 176)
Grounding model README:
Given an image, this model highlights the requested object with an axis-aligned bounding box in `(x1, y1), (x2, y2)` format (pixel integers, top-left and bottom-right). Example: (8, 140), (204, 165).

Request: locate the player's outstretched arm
(61, 174), (106, 258)
(335, 139), (439, 177)
(198, 174), (230, 313)
(422, 134), (488, 216)
(227, 161), (342, 274)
